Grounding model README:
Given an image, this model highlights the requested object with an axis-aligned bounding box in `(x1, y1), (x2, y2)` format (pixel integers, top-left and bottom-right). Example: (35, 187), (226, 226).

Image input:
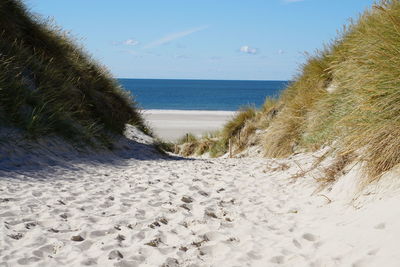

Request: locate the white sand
(1, 126), (400, 266)
(142, 110), (235, 142)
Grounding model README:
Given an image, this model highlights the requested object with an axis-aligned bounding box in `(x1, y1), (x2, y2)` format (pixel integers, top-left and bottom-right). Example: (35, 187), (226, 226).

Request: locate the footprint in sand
(76, 240), (94, 251)
(114, 260), (140, 267)
(17, 257), (41, 265)
(99, 201), (114, 209)
(374, 223), (385, 230)
(293, 239), (302, 249)
(270, 255), (285, 264)
(32, 244), (53, 258)
(161, 257), (180, 267)
(31, 191), (42, 197)
(247, 251), (262, 260)
(367, 248), (380, 256)
(80, 258), (98, 266)
(302, 233), (317, 242)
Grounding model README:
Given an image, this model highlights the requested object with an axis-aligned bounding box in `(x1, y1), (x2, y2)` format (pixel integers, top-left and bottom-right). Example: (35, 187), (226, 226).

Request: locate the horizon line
(116, 77), (292, 82)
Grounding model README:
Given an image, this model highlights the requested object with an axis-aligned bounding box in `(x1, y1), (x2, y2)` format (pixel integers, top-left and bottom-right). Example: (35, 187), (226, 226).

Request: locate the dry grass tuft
(221, 107), (256, 141)
(321, 153), (355, 184)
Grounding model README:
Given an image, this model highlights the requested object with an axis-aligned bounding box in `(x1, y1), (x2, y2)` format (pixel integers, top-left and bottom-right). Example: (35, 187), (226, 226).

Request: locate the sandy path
(1, 145), (400, 266)
(0, 158), (271, 266)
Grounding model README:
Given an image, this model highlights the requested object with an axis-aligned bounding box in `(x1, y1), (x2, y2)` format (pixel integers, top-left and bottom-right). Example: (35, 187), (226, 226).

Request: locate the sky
(26, 0), (375, 80)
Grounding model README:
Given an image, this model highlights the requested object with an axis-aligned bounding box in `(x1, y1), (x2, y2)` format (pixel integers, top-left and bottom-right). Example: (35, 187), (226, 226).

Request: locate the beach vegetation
(176, 0), (400, 181)
(0, 0), (149, 146)
(175, 107), (259, 157)
(264, 0), (400, 181)
(221, 107), (256, 141)
(154, 139), (175, 154)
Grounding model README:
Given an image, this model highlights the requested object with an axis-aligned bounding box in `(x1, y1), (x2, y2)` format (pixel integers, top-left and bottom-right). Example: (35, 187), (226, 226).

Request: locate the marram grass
(176, 0), (400, 181)
(0, 0), (149, 146)
(264, 0), (400, 180)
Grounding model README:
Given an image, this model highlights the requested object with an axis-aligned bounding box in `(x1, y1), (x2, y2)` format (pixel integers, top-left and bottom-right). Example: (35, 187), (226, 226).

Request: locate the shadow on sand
(0, 130), (190, 178)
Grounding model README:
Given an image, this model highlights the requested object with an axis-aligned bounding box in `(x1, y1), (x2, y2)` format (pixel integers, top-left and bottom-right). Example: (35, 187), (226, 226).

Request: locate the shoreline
(142, 109), (236, 142)
(143, 109), (236, 115)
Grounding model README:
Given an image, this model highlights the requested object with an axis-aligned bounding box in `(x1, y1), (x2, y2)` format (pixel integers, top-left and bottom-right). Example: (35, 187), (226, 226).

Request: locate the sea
(118, 79), (289, 111)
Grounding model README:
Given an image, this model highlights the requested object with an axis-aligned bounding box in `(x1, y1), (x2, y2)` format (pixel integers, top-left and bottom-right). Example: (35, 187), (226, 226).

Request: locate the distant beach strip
(143, 109), (235, 141)
(119, 79), (288, 140)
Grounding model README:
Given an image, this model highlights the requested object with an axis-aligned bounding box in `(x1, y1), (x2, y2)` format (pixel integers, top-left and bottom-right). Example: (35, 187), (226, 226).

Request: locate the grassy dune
(0, 0), (148, 146)
(177, 0), (400, 181)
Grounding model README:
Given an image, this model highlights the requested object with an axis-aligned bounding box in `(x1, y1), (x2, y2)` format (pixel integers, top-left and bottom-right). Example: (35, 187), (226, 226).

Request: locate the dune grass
(262, 0), (400, 180)
(330, 1), (400, 180)
(263, 50), (333, 157)
(175, 0), (400, 181)
(175, 107), (260, 157)
(221, 107), (256, 140)
(0, 0), (149, 146)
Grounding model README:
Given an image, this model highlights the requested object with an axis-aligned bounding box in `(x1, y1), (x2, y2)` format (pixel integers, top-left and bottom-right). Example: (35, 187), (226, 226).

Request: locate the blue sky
(26, 0), (375, 80)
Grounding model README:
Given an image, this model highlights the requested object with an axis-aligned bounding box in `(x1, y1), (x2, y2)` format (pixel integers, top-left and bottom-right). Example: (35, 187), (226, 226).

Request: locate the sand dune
(1, 126), (400, 266)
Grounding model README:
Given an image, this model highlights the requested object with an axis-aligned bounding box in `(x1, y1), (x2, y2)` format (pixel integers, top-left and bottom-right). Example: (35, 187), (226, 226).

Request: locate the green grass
(0, 0), (149, 146)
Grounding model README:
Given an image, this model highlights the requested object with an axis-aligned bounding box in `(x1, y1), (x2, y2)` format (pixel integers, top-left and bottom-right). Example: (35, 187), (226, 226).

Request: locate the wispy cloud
(123, 39), (139, 46)
(278, 49), (284, 55)
(284, 0), (304, 3)
(239, 45), (258, 55)
(113, 39), (140, 46)
(144, 26), (209, 49)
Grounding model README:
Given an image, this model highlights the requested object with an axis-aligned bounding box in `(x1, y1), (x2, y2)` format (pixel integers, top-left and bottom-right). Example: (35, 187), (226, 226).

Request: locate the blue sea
(118, 79), (289, 111)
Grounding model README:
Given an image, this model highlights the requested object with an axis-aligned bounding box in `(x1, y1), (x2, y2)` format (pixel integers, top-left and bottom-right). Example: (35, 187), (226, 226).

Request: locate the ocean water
(118, 79), (289, 111)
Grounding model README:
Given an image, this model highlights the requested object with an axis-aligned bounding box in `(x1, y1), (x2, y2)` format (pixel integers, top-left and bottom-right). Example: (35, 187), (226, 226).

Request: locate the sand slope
(1, 128), (400, 266)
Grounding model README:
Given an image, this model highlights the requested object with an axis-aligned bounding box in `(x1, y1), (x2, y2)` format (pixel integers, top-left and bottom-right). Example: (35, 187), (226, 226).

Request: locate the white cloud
(278, 49), (284, 54)
(123, 39), (139, 46)
(144, 26), (209, 49)
(113, 39), (140, 46)
(239, 45), (258, 55)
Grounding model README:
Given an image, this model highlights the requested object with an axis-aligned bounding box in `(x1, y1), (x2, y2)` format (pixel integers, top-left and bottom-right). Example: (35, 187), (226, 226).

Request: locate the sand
(142, 110), (235, 142)
(1, 126), (400, 266)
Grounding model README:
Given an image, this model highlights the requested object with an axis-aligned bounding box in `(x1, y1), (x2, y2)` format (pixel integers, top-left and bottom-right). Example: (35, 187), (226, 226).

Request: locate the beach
(142, 110), (236, 142)
(2, 0), (400, 266)
(1, 126), (400, 266)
